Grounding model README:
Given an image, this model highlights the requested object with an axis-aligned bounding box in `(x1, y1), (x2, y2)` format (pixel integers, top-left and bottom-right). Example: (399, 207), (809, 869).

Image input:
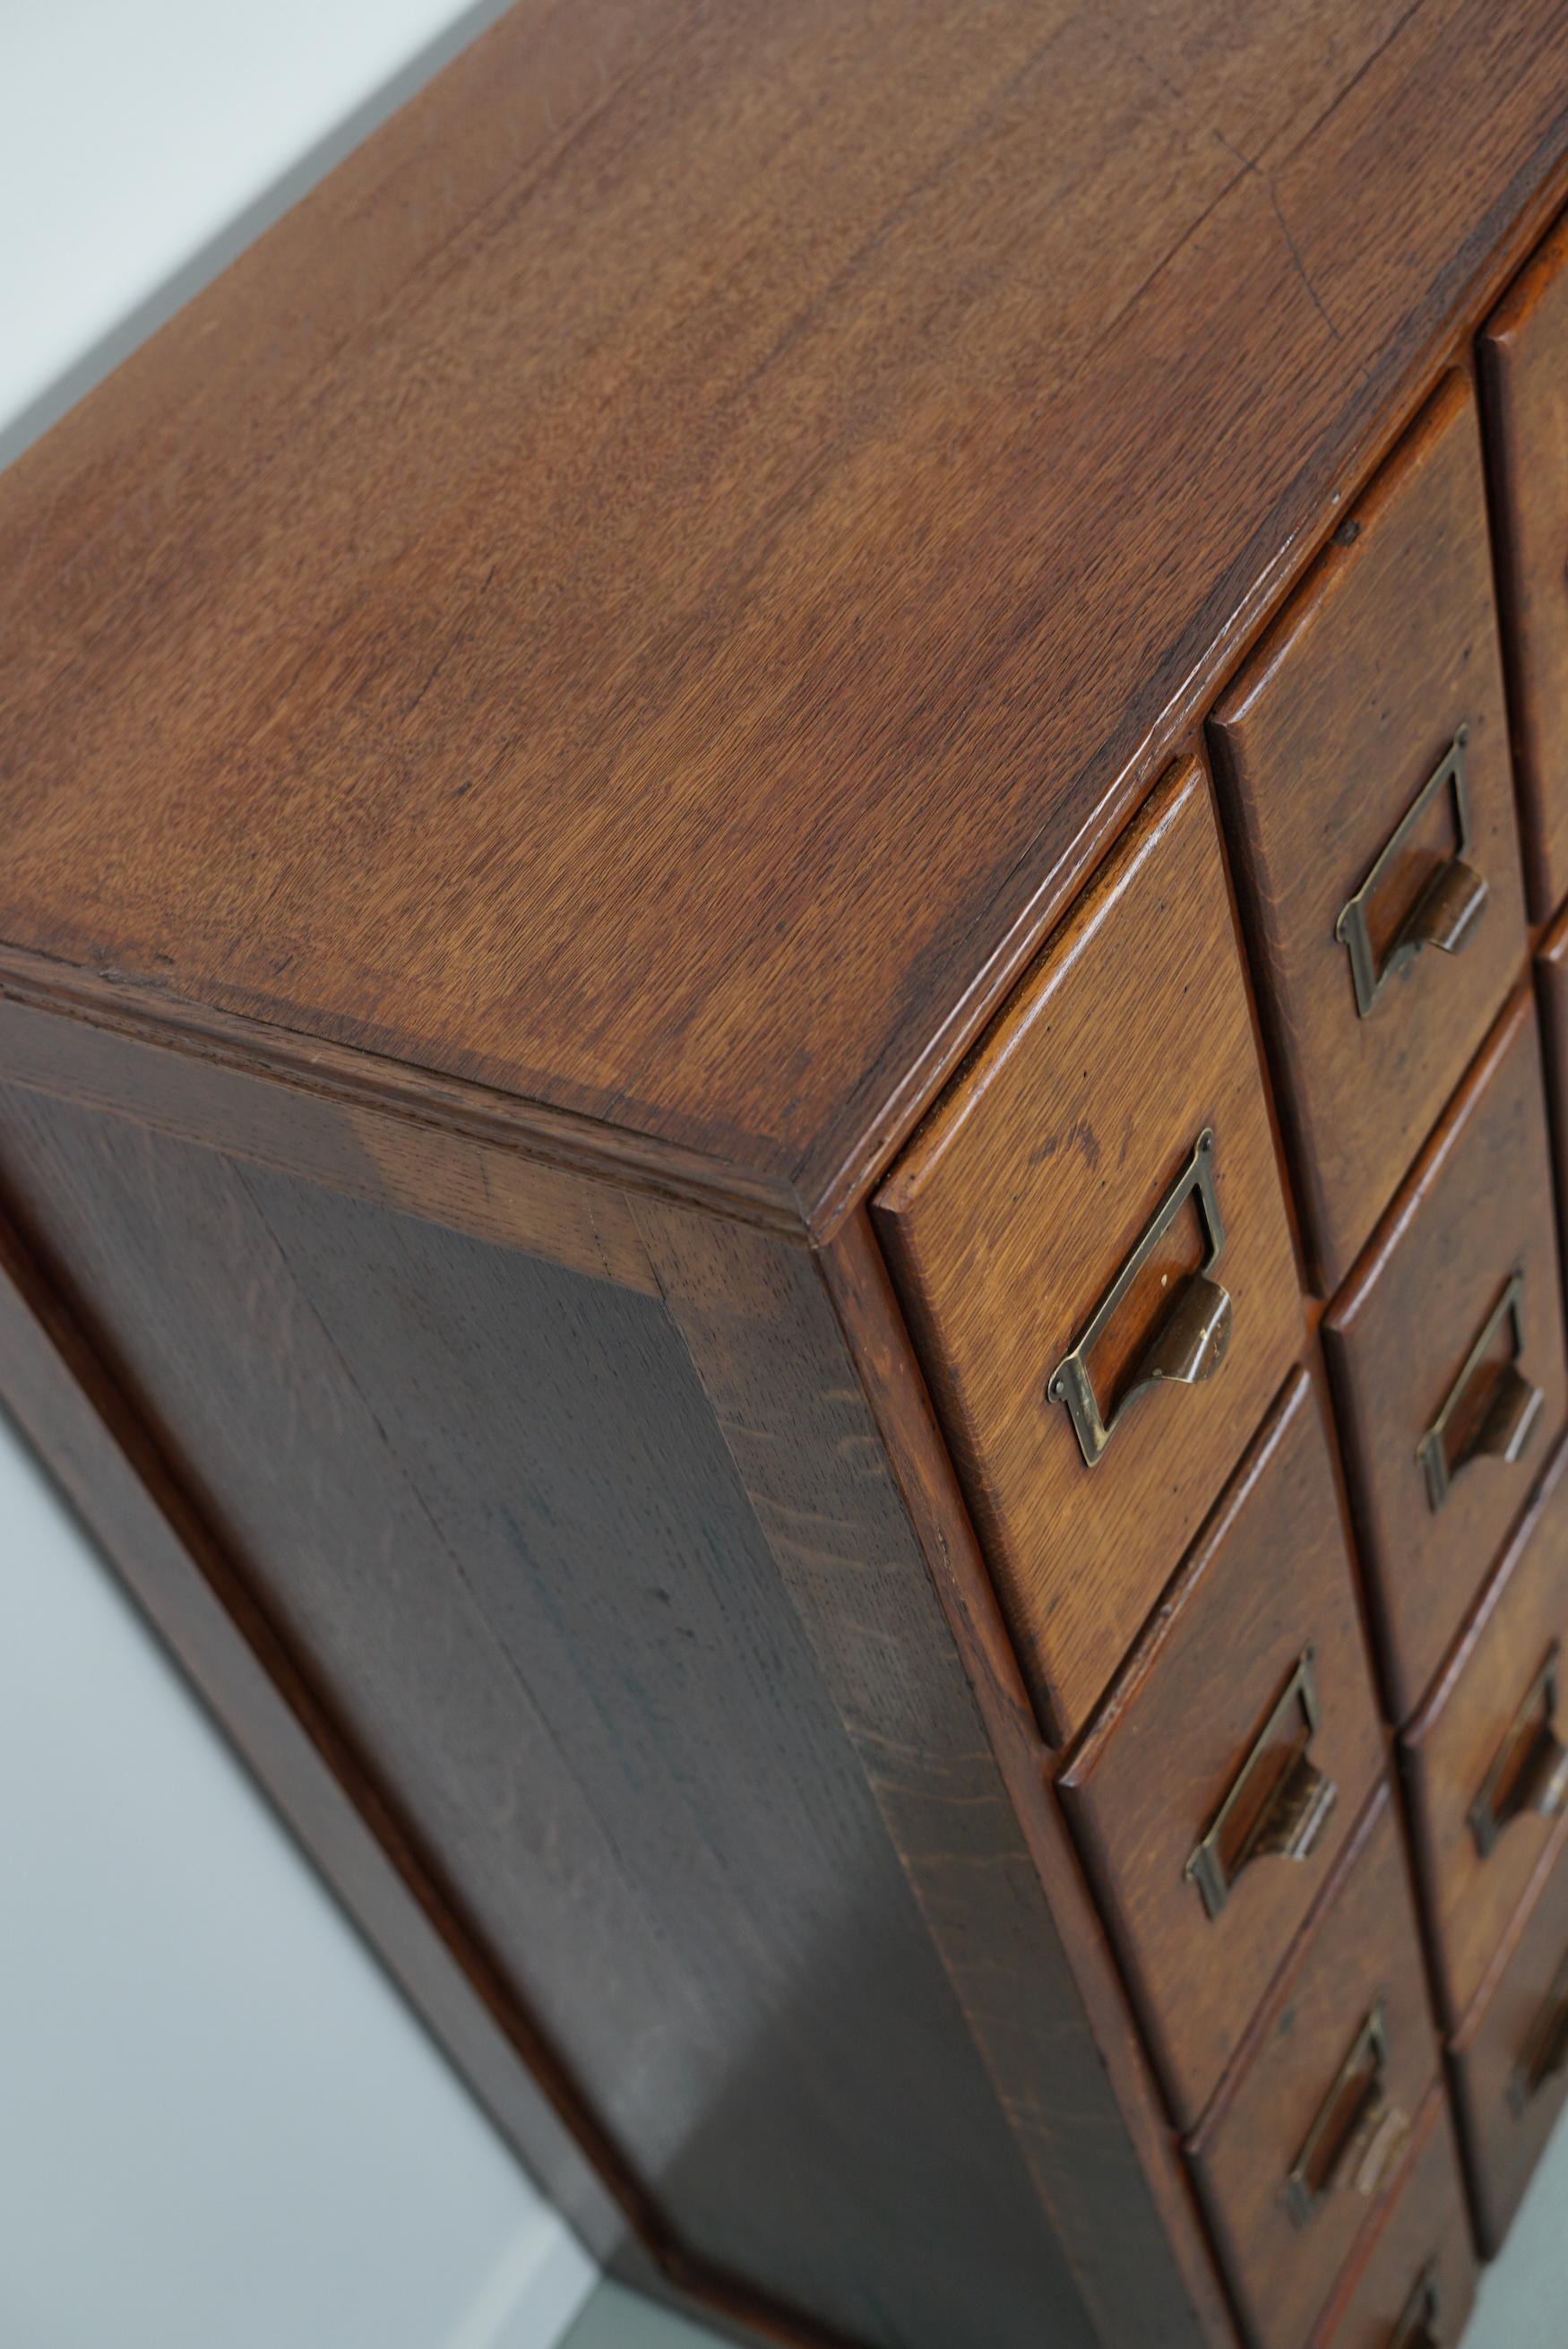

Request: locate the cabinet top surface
(3, 0), (1565, 1230)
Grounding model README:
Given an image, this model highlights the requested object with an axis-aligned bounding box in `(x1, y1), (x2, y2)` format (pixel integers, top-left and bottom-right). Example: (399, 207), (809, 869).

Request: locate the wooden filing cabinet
(5, 11), (1568, 2349)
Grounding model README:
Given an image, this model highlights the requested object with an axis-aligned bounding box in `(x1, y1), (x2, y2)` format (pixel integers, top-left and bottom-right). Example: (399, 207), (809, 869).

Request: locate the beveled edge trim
(874, 757), (1207, 1214)
(0, 945), (811, 1267)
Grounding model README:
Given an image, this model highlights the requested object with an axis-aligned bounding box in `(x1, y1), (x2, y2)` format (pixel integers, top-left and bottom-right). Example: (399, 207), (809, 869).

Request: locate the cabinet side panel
(639, 1201), (1234, 2349)
(0, 1085), (1087, 2349)
(0, 1200), (646, 2277)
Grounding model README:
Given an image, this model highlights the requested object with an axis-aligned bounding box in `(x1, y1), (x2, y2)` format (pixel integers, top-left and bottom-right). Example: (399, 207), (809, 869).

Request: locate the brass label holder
(1417, 1265), (1543, 1515)
(1469, 1640), (1568, 1861)
(1334, 729), (1488, 1020)
(1283, 1997), (1406, 2230)
(1047, 1129), (1232, 1470)
(1185, 1646), (1337, 1922)
(1507, 1945), (1568, 2119)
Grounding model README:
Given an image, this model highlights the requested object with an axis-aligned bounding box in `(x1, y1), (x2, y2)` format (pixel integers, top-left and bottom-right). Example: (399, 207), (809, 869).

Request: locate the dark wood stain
(1305, 2086), (1476, 2349)
(7, 13), (1568, 2342)
(1, 4), (1567, 1228)
(1322, 992), (1568, 1724)
(644, 1197), (1232, 2346)
(1449, 1813), (1568, 2256)
(1209, 374), (1527, 1295)
(0, 1084), (1095, 2349)
(874, 758), (1302, 1742)
(1060, 1369), (1387, 2132)
(1401, 1435), (1568, 2031)
(0, 1195), (655, 2282)
(1185, 1788), (1438, 2349)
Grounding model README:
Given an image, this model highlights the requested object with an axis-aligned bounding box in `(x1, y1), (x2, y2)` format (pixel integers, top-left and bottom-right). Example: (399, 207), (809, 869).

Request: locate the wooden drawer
(1537, 904), (1568, 1235)
(1403, 1437), (1568, 2030)
(1186, 1788), (1437, 2349)
(1061, 1370), (1384, 2129)
(1210, 375), (1527, 1296)
(874, 756), (1303, 1740)
(1307, 2086), (1477, 2349)
(1480, 209), (1568, 920)
(1451, 1816), (1568, 2254)
(1323, 991), (1567, 1724)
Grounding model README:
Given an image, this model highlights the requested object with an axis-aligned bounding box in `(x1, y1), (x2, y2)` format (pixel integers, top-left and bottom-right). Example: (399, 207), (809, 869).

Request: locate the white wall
(0, 1409), (596, 2349)
(0, 0), (520, 467)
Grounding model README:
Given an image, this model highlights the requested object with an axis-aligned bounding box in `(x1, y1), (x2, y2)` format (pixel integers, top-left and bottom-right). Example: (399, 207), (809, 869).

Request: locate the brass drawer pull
(1047, 1129), (1232, 1469)
(1389, 2259), (1443, 2349)
(1284, 1998), (1409, 2230)
(1506, 1947), (1568, 2118)
(1335, 730), (1488, 1021)
(1469, 1642), (1568, 1860)
(1417, 1266), (1543, 1515)
(1185, 1647), (1338, 1922)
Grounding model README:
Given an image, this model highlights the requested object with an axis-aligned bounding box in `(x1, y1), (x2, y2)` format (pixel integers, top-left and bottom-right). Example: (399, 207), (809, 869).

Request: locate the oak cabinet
(6, 9), (1568, 2347)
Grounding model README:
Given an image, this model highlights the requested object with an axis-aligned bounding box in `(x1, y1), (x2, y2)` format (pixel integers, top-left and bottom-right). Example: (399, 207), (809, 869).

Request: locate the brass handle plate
(1417, 1267), (1543, 1515)
(1507, 1946), (1568, 2118)
(1389, 2259), (1443, 2349)
(1047, 1129), (1232, 1470)
(1335, 730), (1488, 1021)
(1469, 1641), (1568, 1861)
(1185, 1647), (1338, 1922)
(1284, 1999), (1409, 2230)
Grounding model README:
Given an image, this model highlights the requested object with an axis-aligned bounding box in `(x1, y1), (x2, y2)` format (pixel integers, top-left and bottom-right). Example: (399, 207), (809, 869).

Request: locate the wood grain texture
(1322, 991), (1568, 1724)
(1209, 373), (1527, 1296)
(2, 4), (1567, 1230)
(0, 1090), (1087, 2349)
(0, 991), (659, 1291)
(1185, 1787), (1438, 2349)
(875, 756), (1302, 1740)
(1449, 1810), (1568, 2256)
(0, 1199), (652, 2282)
(1060, 1369), (1386, 2132)
(1306, 2086), (1476, 2349)
(1534, 903), (1568, 1273)
(1402, 1435), (1568, 2030)
(1480, 203), (1568, 922)
(643, 1201), (1236, 2349)
(822, 1210), (1241, 2348)
(0, 942), (804, 1239)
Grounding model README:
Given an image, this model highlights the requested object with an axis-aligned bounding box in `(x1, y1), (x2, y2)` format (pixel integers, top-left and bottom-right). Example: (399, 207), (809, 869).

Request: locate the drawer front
(1308, 2087), (1476, 2349)
(1186, 1789), (1437, 2349)
(1322, 991), (1567, 1723)
(1061, 1370), (1384, 2129)
(874, 756), (1302, 1740)
(1538, 904), (1568, 1236)
(1480, 210), (1568, 920)
(1451, 1818), (1568, 2254)
(1209, 374), (1526, 1295)
(1403, 1437), (1568, 2029)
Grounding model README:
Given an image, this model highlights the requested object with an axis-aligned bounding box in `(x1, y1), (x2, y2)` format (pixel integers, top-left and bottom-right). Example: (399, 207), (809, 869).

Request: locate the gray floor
(565, 2110), (1568, 2348)
(562, 2282), (720, 2349)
